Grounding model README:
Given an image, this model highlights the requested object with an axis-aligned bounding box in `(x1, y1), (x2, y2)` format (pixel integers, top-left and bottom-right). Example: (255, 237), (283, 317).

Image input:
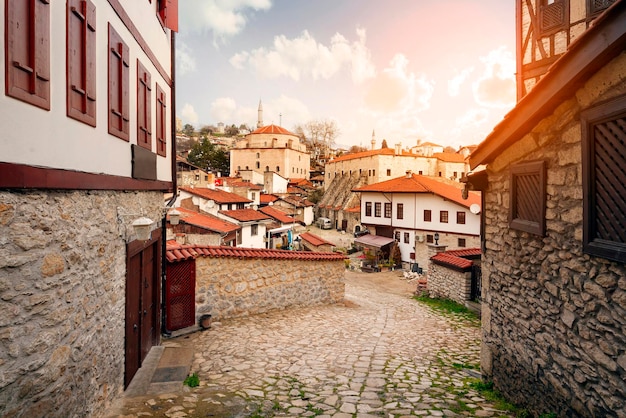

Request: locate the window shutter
(5, 0), (50, 109)
(67, 0), (96, 126)
(156, 83), (167, 157)
(108, 24), (129, 140)
(137, 60), (152, 150)
(582, 94), (626, 263)
(509, 160), (546, 236)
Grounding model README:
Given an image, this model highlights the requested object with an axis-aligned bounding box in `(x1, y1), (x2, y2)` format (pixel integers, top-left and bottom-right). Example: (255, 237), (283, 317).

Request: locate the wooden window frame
(5, 0), (51, 110)
(424, 209), (432, 222)
(374, 202), (381, 217)
(440, 211), (449, 223)
(539, 0), (568, 35)
(587, 0), (617, 17)
(384, 202), (392, 218)
(108, 24), (129, 140)
(509, 160), (546, 236)
(458, 238), (466, 248)
(403, 232), (410, 244)
(457, 211), (466, 225)
(426, 234), (434, 243)
(137, 60), (152, 150)
(365, 202), (372, 217)
(582, 94), (626, 263)
(67, 0), (96, 126)
(155, 83), (167, 157)
(397, 203), (404, 220)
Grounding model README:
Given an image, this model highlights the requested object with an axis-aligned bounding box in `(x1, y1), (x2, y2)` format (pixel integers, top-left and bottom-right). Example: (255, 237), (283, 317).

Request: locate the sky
(176, 0), (517, 150)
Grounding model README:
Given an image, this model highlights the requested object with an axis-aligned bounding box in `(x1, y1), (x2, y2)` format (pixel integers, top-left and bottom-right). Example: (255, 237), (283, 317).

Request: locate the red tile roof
(174, 207), (240, 233)
(446, 248), (482, 257)
(180, 186), (252, 204)
(431, 252), (473, 269)
(299, 232), (335, 247)
(331, 148), (410, 163)
(227, 181), (263, 190)
(250, 124), (297, 136)
(219, 208), (271, 222)
(352, 174), (480, 209)
(259, 206), (297, 224)
(433, 152), (467, 163)
(281, 196), (315, 207)
(165, 241), (346, 263)
(260, 194), (279, 204)
(346, 206), (361, 213)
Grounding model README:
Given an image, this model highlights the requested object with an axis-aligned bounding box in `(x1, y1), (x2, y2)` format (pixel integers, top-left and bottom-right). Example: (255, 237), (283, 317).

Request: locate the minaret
(257, 99), (264, 128)
(371, 130), (376, 150)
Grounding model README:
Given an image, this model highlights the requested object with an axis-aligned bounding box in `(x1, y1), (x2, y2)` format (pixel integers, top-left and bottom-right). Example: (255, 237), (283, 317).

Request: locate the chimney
(395, 143), (402, 155)
(406, 170), (412, 178)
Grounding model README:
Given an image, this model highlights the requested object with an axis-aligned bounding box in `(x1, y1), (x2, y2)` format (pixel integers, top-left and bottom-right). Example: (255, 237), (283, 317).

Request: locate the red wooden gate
(165, 259), (196, 331)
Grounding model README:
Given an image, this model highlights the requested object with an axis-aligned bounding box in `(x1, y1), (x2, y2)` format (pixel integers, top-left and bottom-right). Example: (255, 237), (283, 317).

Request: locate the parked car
(316, 217), (332, 229)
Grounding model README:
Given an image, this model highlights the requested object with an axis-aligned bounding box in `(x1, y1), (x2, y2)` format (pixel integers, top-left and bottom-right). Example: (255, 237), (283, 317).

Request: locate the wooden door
(165, 259), (196, 331)
(124, 230), (161, 388)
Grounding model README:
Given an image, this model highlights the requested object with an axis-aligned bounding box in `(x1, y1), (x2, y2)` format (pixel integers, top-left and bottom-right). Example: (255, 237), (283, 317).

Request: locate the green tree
(307, 188), (324, 204)
(187, 138), (230, 176)
(182, 123), (195, 137)
(381, 139), (389, 148)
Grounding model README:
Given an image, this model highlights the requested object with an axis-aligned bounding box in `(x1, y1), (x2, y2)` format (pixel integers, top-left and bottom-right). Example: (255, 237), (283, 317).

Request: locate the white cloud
(473, 47), (516, 108)
(176, 41), (197, 76)
(448, 67), (474, 97)
(363, 54), (434, 114)
(229, 28), (375, 84)
(207, 96), (310, 129)
(179, 0), (272, 40)
(180, 103), (199, 125)
(210, 97), (238, 123)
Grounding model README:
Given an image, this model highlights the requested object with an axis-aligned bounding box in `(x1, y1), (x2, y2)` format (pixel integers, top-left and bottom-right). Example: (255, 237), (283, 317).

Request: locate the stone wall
(0, 189), (164, 418)
(481, 53), (626, 416)
(194, 256), (345, 320)
(427, 264), (471, 304)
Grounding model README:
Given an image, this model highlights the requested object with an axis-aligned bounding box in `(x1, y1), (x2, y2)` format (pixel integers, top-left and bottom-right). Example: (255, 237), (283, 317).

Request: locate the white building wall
(0, 2), (173, 182)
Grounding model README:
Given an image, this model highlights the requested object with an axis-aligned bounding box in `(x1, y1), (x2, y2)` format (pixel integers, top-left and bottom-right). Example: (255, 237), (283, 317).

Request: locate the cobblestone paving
(106, 271), (513, 417)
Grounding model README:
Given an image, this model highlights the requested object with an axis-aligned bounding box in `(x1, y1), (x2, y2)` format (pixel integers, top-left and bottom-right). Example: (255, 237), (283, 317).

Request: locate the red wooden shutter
(67, 0), (96, 126)
(157, 0), (178, 32)
(108, 24), (129, 141)
(5, 0), (51, 109)
(155, 83), (167, 157)
(137, 60), (152, 150)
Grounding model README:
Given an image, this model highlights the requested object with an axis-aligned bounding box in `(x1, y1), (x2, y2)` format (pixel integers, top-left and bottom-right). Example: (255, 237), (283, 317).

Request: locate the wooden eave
(470, 1), (626, 170)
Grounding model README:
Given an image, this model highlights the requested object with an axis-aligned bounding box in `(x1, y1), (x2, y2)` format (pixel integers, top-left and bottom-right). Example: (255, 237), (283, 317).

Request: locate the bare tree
(294, 119), (340, 158)
(347, 145), (367, 154)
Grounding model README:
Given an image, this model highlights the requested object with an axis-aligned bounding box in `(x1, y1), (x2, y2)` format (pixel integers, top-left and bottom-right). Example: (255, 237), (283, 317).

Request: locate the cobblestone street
(106, 270), (512, 418)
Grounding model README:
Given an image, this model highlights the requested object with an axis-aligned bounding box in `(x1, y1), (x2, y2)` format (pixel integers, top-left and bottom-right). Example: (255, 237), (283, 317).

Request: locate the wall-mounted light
(117, 207), (155, 241)
(434, 232), (440, 245)
(168, 208), (181, 225)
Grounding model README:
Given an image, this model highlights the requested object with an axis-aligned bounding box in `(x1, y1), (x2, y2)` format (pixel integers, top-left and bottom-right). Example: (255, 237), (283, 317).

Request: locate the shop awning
(354, 235), (395, 248)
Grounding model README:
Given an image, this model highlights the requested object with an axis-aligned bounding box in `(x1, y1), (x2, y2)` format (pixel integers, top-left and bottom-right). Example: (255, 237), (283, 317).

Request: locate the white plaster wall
(0, 1), (173, 182)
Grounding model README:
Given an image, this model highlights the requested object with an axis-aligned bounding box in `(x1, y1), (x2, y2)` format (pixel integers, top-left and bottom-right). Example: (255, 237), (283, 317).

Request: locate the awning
(354, 235), (395, 248)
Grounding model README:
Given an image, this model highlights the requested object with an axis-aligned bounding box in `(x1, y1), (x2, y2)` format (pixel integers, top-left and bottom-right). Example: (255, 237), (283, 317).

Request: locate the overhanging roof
(354, 235), (395, 248)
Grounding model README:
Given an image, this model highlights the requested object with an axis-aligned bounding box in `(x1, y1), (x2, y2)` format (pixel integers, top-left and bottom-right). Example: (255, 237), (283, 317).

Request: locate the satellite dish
(470, 204), (481, 214)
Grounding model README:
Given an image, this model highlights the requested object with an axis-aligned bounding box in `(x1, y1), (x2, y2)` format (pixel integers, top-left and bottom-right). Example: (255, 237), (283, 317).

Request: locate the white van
(317, 217), (332, 229)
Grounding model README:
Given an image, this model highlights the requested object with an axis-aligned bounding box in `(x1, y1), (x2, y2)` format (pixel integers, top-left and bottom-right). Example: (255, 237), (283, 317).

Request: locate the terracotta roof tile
(331, 148), (410, 163)
(433, 152), (467, 163)
(260, 194), (279, 204)
(166, 241), (345, 263)
(219, 208), (271, 222)
(179, 186), (252, 204)
(174, 207), (240, 233)
(353, 174), (480, 209)
(445, 248), (482, 257)
(299, 232), (335, 247)
(346, 206), (360, 213)
(259, 206), (297, 224)
(228, 181), (263, 190)
(250, 124), (297, 136)
(431, 252), (473, 269)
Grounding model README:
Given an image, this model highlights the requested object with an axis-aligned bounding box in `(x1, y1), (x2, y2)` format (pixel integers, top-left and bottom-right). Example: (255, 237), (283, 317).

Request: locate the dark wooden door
(125, 230), (161, 388)
(165, 259), (196, 331)
(124, 254), (141, 388)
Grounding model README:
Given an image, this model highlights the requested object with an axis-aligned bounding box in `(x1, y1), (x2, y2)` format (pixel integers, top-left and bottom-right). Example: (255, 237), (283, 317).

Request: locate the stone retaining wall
(427, 264), (471, 304)
(194, 256), (345, 320)
(0, 189), (164, 418)
(481, 52), (626, 415)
